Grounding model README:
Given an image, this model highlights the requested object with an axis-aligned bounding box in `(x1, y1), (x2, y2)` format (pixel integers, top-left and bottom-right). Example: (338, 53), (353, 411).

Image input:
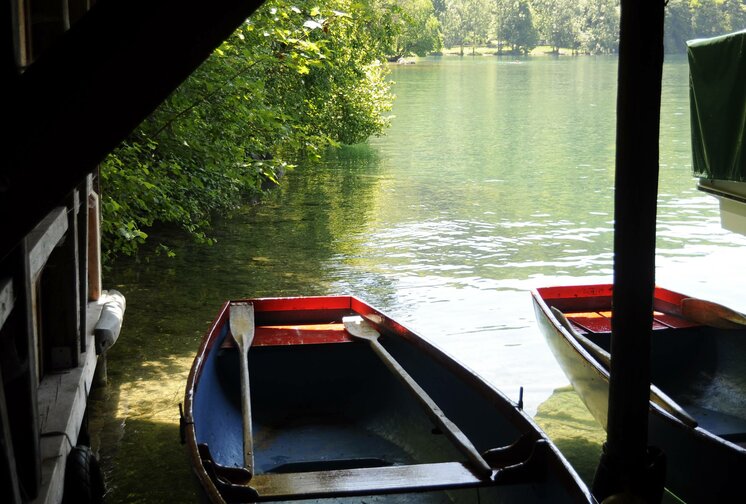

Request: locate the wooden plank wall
(0, 175), (97, 503)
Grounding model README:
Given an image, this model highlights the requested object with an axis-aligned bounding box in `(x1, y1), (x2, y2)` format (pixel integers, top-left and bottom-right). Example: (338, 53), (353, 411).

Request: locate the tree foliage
(665, 0), (745, 53)
(496, 0), (539, 54)
(531, 0), (577, 53)
(100, 0), (394, 260)
(442, 0), (493, 53)
(376, 0), (443, 58)
(440, 0), (740, 55)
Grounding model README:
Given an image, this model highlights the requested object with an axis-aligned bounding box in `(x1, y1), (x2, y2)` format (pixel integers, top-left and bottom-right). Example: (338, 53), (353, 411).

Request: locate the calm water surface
(90, 55), (746, 502)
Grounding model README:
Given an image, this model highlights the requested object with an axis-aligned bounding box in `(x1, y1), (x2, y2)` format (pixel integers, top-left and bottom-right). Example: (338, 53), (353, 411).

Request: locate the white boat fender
(94, 289), (126, 354)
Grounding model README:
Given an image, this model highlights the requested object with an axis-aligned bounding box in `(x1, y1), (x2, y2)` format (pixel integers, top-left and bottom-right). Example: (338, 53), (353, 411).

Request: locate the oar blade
(343, 315), (380, 341)
(230, 302), (256, 348)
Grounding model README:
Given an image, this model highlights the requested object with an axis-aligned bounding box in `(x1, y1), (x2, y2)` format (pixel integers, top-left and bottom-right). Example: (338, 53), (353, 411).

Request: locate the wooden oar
(229, 302), (256, 477)
(681, 297), (746, 329)
(342, 316), (493, 478)
(550, 307), (698, 429)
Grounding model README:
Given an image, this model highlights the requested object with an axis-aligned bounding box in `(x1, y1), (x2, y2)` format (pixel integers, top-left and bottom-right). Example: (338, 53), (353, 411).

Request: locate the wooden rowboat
(183, 296), (594, 503)
(532, 284), (746, 503)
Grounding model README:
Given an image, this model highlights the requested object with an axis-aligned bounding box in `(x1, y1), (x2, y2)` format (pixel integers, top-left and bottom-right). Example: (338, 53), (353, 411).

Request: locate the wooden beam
(5, 242), (43, 498)
(595, 0), (666, 501)
(77, 177), (90, 352)
(26, 207), (67, 281)
(1, 0), (267, 261)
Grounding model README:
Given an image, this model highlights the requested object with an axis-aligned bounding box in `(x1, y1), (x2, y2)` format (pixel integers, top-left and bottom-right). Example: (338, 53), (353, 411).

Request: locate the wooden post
(40, 191), (81, 370)
(87, 190), (102, 301)
(0, 278), (22, 504)
(0, 362), (23, 504)
(77, 176), (90, 352)
(593, 0), (667, 501)
(9, 242), (42, 498)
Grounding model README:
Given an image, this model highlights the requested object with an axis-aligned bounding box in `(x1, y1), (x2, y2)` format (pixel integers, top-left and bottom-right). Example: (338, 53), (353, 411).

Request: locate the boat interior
(545, 289), (746, 449)
(189, 303), (586, 502)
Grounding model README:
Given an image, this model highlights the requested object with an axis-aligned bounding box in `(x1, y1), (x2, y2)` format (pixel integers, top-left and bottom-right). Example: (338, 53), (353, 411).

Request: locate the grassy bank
(438, 45), (575, 56)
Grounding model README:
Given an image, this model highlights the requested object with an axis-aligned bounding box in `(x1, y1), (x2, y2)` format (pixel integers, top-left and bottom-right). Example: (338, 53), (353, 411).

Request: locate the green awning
(687, 30), (746, 182)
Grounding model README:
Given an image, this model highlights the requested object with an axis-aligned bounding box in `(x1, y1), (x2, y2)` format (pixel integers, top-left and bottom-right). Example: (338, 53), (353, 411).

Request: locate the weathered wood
(0, 278), (13, 330)
(77, 177), (90, 352)
(2, 0), (267, 261)
(35, 298), (105, 504)
(26, 207), (67, 281)
(12, 241), (42, 498)
(0, 364), (23, 504)
(600, 0), (666, 500)
(251, 462), (482, 499)
(40, 191), (81, 370)
(87, 190), (101, 301)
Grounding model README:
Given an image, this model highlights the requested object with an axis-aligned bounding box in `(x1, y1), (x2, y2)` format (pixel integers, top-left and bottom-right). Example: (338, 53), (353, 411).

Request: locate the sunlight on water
(90, 55), (746, 502)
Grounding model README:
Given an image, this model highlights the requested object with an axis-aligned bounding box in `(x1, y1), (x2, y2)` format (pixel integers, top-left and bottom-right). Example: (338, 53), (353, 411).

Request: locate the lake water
(89, 55), (746, 502)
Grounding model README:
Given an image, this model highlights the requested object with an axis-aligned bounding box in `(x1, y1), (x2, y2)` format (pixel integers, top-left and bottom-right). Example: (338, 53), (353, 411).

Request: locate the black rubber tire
(62, 445), (105, 504)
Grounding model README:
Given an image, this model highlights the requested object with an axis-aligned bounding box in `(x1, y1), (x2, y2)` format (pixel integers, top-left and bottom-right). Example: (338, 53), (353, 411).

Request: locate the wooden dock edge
(32, 291), (122, 504)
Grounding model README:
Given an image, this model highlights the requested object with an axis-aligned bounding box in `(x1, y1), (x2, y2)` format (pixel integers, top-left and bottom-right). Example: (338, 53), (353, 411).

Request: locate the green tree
(691, 0), (729, 38)
(664, 0), (694, 53)
(574, 0), (619, 54)
(495, 0), (538, 54)
(722, 0), (746, 32)
(100, 0), (394, 260)
(442, 0), (493, 54)
(381, 0), (443, 58)
(532, 0), (579, 53)
(664, 0), (744, 54)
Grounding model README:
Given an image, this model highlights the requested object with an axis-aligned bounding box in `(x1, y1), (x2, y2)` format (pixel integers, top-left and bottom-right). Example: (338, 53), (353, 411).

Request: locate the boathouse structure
(3, 1), (267, 501)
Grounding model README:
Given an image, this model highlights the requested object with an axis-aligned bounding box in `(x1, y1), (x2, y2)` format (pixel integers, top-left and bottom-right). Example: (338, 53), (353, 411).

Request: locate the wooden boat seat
(198, 437), (554, 501)
(252, 461), (483, 499)
(565, 310), (697, 334)
(220, 322), (353, 348)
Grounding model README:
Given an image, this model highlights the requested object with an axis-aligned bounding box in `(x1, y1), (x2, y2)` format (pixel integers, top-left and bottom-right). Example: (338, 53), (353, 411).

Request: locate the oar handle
(368, 339), (493, 478)
(238, 349), (255, 475)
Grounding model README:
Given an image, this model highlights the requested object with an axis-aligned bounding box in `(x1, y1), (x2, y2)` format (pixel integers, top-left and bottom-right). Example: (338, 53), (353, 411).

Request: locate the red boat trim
(536, 284), (699, 334)
(249, 296), (353, 313)
(219, 323), (354, 347)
